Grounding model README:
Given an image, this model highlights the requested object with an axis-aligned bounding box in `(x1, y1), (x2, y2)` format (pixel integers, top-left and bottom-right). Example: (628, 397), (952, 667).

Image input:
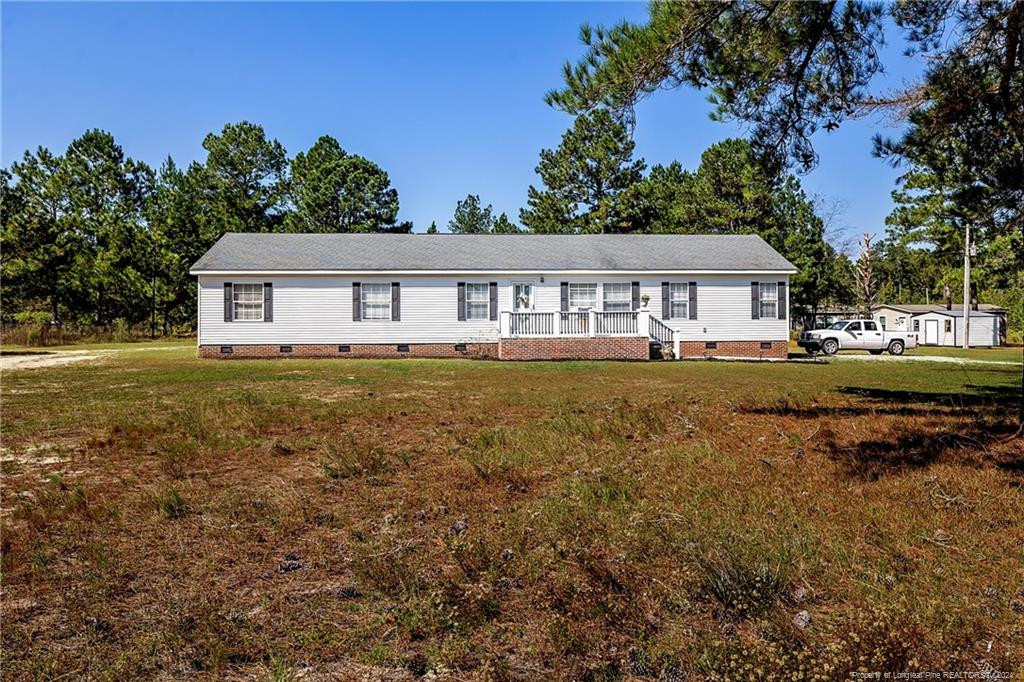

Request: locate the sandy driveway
(0, 350), (109, 371)
(813, 353), (1021, 367)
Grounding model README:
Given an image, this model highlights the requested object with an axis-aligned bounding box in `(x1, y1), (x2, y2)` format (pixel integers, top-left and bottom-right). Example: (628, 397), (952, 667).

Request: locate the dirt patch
(0, 350), (108, 371)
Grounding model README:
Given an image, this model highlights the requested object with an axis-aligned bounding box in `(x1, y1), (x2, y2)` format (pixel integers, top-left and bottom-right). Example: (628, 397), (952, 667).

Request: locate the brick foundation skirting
(676, 340), (787, 360)
(198, 343), (499, 360)
(497, 336), (649, 361)
(199, 339), (786, 361)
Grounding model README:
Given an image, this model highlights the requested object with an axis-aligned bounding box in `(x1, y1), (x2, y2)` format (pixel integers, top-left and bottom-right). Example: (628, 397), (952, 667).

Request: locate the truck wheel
(821, 339), (839, 355)
(888, 340), (905, 355)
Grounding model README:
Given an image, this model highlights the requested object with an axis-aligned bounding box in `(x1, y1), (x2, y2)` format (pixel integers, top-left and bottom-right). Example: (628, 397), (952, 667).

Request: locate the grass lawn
(2, 346), (1022, 679)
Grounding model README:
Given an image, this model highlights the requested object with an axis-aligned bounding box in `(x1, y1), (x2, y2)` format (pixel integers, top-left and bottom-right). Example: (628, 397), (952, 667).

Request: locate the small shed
(873, 303), (1007, 344)
(911, 310), (1000, 347)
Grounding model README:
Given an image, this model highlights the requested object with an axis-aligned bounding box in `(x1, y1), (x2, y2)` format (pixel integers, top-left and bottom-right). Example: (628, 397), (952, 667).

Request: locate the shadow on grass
(0, 350), (55, 356)
(745, 382), (1023, 480)
(830, 384), (1021, 480)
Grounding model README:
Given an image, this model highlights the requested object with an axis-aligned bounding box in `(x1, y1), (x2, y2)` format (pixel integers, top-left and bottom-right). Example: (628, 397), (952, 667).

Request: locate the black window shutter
(352, 282), (361, 321)
(263, 282), (273, 322)
(457, 282), (466, 321)
(688, 281), (697, 320)
(224, 283), (233, 322)
(777, 281), (787, 320)
(751, 282), (760, 319)
(661, 282), (670, 319)
(489, 282), (498, 321)
(391, 282), (400, 321)
(560, 282), (569, 312)
(631, 281), (640, 310)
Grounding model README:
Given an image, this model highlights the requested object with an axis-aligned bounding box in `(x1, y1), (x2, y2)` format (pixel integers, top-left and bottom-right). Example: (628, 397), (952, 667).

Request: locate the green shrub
(154, 486), (188, 519)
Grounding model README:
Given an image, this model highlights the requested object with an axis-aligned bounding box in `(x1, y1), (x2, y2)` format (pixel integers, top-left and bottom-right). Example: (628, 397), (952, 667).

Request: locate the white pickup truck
(797, 319), (918, 356)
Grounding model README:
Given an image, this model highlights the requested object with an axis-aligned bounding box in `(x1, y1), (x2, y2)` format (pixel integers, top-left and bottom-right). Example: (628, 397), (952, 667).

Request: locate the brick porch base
(497, 336), (649, 361)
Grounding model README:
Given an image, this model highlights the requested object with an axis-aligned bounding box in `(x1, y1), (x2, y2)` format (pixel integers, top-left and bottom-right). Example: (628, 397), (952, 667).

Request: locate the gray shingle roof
(190, 233), (796, 273)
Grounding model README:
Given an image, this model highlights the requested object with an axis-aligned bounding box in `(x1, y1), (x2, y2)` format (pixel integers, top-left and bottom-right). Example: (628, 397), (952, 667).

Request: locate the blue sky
(2, 2), (921, 250)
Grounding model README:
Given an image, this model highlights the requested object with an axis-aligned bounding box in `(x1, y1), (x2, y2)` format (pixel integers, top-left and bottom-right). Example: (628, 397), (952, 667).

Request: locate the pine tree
(288, 135), (402, 233)
(201, 121), (288, 235)
(520, 110), (645, 233)
(449, 194), (494, 234)
(492, 213), (521, 234)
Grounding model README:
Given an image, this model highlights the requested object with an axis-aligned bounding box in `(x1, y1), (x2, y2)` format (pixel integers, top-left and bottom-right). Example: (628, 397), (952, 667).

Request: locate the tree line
(1, 114), (848, 334)
(1, 123), (410, 336)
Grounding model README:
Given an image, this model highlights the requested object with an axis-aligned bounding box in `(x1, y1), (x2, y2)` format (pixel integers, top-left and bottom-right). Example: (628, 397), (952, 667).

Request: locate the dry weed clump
(695, 603), (926, 680)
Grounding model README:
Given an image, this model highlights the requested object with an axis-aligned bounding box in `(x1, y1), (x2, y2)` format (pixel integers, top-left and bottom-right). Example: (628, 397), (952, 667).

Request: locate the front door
(512, 282), (534, 312)
(924, 319), (939, 345)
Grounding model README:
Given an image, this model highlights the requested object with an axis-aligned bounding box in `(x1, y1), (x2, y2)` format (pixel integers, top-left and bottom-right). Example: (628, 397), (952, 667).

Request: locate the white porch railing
(595, 311), (638, 335)
(648, 315), (674, 346)
(502, 310), (651, 338)
(508, 311), (555, 336)
(558, 311), (589, 336)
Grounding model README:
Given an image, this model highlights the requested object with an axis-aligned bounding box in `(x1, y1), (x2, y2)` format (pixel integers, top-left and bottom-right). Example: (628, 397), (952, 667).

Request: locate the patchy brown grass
(1, 345), (1022, 680)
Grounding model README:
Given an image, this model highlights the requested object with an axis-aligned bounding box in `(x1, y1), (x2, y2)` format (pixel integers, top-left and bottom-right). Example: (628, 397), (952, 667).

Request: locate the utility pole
(962, 224), (971, 349)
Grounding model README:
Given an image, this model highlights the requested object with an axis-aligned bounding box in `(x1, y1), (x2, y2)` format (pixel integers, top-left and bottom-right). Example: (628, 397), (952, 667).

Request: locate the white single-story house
(872, 303), (1007, 346)
(189, 233), (796, 361)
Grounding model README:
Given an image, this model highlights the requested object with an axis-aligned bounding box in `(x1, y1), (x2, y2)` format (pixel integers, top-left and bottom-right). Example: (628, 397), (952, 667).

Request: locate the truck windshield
(827, 322), (849, 330)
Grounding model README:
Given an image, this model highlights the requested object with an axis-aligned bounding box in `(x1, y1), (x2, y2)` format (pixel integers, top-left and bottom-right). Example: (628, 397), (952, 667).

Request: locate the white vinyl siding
(602, 282), (631, 312)
(569, 283), (597, 309)
(361, 283), (391, 320)
(465, 283), (489, 320)
(759, 282), (778, 320)
(233, 283), (263, 321)
(198, 273), (791, 345)
(670, 283), (688, 319)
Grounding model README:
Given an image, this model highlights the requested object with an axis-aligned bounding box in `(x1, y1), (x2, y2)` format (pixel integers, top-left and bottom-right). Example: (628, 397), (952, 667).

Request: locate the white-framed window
(569, 283), (597, 309)
(361, 283), (391, 320)
(602, 282), (631, 312)
(670, 282), (689, 319)
(233, 283), (264, 321)
(913, 319), (920, 332)
(879, 316), (887, 330)
(466, 283), (489, 320)
(759, 282), (778, 320)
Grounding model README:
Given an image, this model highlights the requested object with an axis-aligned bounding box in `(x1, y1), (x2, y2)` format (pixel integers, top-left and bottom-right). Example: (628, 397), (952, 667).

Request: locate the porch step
(649, 340), (670, 361)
